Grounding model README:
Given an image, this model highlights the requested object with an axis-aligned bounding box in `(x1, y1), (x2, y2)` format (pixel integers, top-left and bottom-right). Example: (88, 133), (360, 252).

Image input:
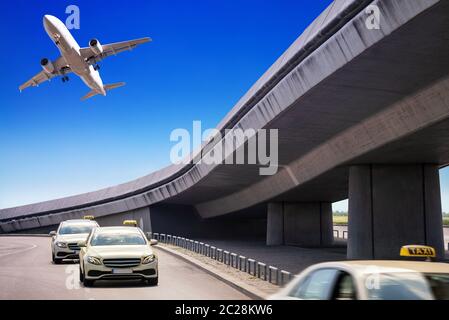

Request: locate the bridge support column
(266, 202), (333, 247)
(348, 165), (444, 260)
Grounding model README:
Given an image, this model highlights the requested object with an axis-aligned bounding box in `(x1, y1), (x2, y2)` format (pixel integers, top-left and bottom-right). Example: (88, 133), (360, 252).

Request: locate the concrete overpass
(2, 0), (449, 260)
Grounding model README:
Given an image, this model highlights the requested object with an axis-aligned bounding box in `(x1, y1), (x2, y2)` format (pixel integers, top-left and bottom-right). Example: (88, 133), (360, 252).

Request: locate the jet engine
(40, 58), (55, 73)
(89, 39), (103, 55)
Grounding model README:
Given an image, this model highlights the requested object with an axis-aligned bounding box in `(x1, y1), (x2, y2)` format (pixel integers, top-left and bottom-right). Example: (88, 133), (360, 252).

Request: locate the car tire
(52, 253), (62, 264)
(79, 266), (84, 282)
(147, 277), (158, 286)
(83, 278), (94, 287)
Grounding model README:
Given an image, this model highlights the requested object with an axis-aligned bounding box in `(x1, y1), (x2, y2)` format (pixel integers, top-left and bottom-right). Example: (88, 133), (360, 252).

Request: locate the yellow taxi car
(269, 245), (449, 300)
(78, 226), (158, 287)
(49, 219), (99, 264)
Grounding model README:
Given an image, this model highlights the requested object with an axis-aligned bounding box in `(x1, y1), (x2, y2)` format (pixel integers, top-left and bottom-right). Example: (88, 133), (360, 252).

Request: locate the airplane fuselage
(43, 15), (105, 95)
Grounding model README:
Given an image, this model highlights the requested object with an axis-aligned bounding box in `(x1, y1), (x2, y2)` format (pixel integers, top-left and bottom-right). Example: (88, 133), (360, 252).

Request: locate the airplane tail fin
(81, 90), (99, 101)
(81, 82), (126, 101)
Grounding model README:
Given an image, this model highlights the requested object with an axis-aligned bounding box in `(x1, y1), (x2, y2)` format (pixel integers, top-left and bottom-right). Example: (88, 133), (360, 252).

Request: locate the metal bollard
(257, 262), (267, 280)
(224, 251), (230, 265)
(230, 253), (237, 268)
(160, 234), (166, 243)
(280, 270), (292, 286)
(204, 244), (210, 257)
(216, 248), (223, 262)
(194, 241), (199, 253)
(247, 259), (256, 276)
(153, 233), (159, 241)
(199, 242), (204, 255)
(239, 256), (247, 272)
(268, 266), (279, 285)
(210, 246), (216, 259)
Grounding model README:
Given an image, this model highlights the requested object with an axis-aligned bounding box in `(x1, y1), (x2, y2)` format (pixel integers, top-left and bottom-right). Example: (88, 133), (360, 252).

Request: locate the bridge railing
(333, 228), (348, 239)
(149, 232), (294, 287)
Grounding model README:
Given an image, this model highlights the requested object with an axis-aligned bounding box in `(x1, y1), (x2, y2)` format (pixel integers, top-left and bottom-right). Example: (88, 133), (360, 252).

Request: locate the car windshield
(424, 273), (449, 300)
(59, 224), (96, 235)
(90, 232), (146, 246)
(365, 272), (434, 300)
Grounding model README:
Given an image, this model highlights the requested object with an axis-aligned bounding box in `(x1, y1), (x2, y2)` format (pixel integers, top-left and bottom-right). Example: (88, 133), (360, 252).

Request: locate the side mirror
(150, 239), (158, 246)
(78, 240), (87, 247)
(49, 231), (56, 237)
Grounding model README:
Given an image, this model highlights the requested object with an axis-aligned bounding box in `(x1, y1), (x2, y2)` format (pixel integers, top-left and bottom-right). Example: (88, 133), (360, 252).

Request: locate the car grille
(88, 269), (155, 277)
(57, 252), (78, 258)
(103, 258), (141, 268)
(68, 243), (80, 251)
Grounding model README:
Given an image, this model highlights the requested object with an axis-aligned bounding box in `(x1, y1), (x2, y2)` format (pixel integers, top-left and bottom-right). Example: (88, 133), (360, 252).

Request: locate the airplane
(19, 15), (151, 100)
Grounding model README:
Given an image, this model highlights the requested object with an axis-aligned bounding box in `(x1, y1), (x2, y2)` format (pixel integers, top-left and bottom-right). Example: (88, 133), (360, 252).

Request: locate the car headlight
(142, 254), (156, 264)
(87, 256), (102, 265)
(55, 242), (67, 248)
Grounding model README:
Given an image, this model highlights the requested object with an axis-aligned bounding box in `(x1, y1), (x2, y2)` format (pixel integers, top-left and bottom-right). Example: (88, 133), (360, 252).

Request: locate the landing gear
(61, 76), (69, 82)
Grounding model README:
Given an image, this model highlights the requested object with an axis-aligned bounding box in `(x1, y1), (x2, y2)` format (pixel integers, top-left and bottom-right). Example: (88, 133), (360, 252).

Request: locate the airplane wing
(80, 37), (151, 65)
(19, 56), (71, 92)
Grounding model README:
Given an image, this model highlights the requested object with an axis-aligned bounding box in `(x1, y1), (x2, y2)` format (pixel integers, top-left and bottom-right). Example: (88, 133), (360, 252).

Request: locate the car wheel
(53, 254), (62, 264)
(79, 266), (84, 282)
(147, 277), (158, 286)
(83, 278), (94, 287)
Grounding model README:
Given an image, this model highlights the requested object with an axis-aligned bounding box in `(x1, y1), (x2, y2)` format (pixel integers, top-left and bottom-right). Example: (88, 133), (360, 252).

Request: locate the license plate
(112, 268), (133, 274)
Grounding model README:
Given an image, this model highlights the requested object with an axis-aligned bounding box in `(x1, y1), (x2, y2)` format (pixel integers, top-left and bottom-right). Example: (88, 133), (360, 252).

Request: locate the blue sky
(0, 0), (448, 212)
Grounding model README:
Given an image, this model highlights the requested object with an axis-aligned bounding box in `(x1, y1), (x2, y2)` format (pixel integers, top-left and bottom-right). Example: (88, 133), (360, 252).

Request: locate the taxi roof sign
(400, 245), (436, 258)
(83, 215), (95, 220)
(123, 220), (138, 227)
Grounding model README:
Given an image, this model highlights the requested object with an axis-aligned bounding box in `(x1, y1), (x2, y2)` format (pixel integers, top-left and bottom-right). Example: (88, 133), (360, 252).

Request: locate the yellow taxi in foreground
(78, 226), (158, 287)
(269, 245), (449, 300)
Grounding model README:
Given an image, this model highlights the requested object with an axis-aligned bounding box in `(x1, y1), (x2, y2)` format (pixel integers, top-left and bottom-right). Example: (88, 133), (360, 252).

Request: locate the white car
(50, 219), (99, 264)
(269, 259), (449, 300)
(78, 226), (158, 287)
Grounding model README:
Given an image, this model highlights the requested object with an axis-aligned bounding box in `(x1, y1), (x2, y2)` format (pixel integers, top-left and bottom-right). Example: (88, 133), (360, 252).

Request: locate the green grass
(333, 215), (348, 225)
(333, 214), (449, 226)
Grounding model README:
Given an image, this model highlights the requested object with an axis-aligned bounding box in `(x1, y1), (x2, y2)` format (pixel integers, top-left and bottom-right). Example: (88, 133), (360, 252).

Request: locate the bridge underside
(2, 0), (449, 261)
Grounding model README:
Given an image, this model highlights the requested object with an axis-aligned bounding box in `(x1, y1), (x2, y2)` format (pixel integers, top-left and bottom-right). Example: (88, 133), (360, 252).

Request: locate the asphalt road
(0, 236), (249, 300)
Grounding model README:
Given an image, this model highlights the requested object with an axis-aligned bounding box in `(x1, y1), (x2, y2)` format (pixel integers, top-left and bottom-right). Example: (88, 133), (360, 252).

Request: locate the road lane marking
(0, 243), (37, 258)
